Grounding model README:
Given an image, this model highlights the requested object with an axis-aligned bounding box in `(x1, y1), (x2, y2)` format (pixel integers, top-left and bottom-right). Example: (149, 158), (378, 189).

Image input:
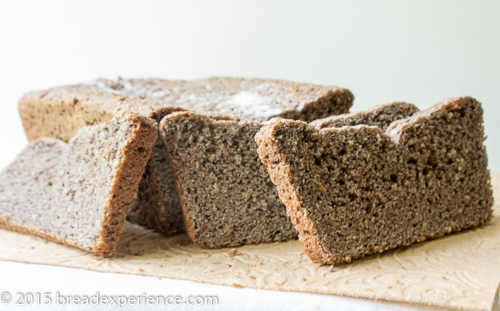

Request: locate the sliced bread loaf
(256, 98), (493, 264)
(19, 77), (353, 235)
(160, 112), (297, 248)
(0, 113), (157, 256)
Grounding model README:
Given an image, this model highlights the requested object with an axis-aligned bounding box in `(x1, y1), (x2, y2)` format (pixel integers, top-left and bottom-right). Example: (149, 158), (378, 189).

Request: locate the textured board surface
(0, 174), (498, 311)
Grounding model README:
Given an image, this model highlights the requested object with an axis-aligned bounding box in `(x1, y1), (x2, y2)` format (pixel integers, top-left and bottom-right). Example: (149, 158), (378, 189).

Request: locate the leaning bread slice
(0, 112), (157, 256)
(256, 98), (493, 264)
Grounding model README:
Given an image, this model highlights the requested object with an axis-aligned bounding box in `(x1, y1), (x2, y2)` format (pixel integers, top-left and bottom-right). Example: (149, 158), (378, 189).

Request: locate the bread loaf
(19, 77), (353, 235)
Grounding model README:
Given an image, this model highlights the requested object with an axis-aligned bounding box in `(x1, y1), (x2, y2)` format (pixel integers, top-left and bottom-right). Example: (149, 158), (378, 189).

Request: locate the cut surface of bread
(19, 77), (353, 235)
(160, 112), (297, 248)
(0, 113), (157, 256)
(256, 98), (493, 264)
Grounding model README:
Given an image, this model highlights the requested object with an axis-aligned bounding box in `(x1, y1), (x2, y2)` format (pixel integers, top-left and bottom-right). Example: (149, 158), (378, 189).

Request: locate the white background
(1, 0), (499, 172)
(0, 1), (499, 310)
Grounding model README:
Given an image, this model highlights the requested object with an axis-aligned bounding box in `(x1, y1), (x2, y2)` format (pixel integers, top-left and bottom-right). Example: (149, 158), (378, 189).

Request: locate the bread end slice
(256, 97), (493, 264)
(0, 112), (157, 256)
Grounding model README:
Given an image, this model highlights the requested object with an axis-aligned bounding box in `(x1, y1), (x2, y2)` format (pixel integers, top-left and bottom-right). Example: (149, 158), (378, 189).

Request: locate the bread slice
(160, 112), (297, 248)
(256, 98), (493, 264)
(0, 113), (157, 256)
(19, 77), (353, 235)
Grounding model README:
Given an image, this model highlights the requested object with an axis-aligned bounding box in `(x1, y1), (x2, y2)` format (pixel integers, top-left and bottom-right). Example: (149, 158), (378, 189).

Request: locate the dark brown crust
(0, 114), (157, 257)
(93, 114), (158, 256)
(256, 97), (494, 264)
(255, 125), (333, 262)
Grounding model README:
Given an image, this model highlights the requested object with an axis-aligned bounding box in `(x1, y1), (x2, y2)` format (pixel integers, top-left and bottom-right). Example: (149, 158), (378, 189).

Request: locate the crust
(94, 114), (158, 256)
(255, 123), (334, 262)
(0, 215), (99, 254)
(18, 84), (150, 142)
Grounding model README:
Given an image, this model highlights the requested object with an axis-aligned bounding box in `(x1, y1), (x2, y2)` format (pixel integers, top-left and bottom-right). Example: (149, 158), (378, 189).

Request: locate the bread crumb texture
(0, 112), (157, 256)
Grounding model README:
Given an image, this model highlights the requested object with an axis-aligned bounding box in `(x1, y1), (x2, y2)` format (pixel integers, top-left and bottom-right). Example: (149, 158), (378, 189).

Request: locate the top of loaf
(21, 77), (353, 122)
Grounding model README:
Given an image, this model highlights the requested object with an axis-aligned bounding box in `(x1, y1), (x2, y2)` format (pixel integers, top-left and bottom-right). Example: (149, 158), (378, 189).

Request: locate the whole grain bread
(160, 112), (297, 248)
(19, 77), (353, 235)
(0, 113), (157, 256)
(256, 98), (493, 264)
